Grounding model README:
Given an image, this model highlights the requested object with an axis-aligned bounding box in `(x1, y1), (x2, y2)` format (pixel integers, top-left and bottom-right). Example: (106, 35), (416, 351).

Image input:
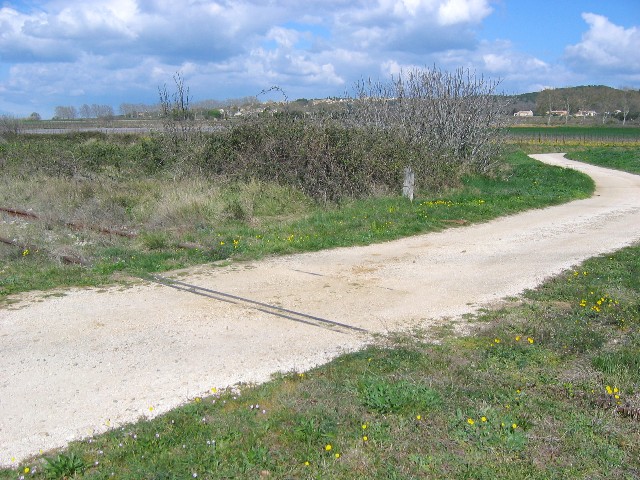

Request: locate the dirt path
(2, 153), (640, 466)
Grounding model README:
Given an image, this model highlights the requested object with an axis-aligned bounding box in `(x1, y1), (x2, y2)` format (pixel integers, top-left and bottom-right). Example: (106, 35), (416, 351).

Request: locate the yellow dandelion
(363, 436), (368, 442)
(494, 338), (501, 344)
(515, 336), (521, 341)
(334, 453), (340, 459)
(481, 416), (487, 422)
(512, 423), (518, 429)
(325, 444), (332, 452)
(527, 337), (534, 344)
(606, 385), (613, 394)
(467, 418), (475, 425)
(304, 461), (310, 466)
(24, 467), (30, 474)
(416, 415), (421, 420)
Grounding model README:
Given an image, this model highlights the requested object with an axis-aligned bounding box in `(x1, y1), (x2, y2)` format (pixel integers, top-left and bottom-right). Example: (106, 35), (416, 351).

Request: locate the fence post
(403, 166), (415, 202)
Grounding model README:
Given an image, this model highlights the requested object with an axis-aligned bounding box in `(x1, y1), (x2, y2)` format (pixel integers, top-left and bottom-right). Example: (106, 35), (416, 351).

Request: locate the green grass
(0, 149), (594, 299)
(565, 146), (640, 175)
(508, 125), (640, 135)
(2, 244), (638, 479)
(507, 125), (640, 138)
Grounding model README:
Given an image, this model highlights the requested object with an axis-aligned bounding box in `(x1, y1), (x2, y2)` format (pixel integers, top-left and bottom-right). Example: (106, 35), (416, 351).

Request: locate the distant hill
(506, 85), (640, 122)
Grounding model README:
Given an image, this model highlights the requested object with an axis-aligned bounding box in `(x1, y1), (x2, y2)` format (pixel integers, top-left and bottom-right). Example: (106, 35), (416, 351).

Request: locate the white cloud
(437, 0), (492, 25)
(267, 27), (302, 49)
(565, 13), (640, 74)
(11, 0), (636, 117)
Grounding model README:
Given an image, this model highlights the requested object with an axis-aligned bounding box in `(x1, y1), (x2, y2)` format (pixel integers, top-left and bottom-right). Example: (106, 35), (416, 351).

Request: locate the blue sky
(1, 0), (639, 118)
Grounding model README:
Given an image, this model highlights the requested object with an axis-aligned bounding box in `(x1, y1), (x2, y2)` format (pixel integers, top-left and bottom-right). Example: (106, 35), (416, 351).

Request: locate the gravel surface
(1, 153), (639, 466)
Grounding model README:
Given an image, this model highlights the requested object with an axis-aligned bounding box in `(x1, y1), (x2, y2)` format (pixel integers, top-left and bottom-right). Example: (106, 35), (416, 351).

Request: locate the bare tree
(543, 89), (555, 126)
(0, 115), (22, 135)
(159, 72), (191, 120)
(563, 94), (571, 125)
(158, 72), (198, 147)
(79, 104), (92, 119)
(53, 106), (77, 120)
(619, 87), (633, 126)
(351, 66), (508, 182)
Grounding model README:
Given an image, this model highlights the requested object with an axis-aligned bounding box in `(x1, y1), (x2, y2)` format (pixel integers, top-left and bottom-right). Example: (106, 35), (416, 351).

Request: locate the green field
(507, 126), (640, 145)
(565, 146), (640, 175)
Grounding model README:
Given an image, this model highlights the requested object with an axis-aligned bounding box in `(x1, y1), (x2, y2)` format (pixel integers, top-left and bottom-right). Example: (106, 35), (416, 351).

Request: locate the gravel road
(1, 153), (639, 466)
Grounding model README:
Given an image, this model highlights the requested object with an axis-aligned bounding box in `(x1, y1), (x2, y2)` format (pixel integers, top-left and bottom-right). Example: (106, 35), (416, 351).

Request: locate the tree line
(534, 86), (640, 125)
(53, 104), (115, 120)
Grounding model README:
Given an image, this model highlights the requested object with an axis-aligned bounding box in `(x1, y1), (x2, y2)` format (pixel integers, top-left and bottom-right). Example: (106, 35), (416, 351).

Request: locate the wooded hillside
(508, 85), (640, 123)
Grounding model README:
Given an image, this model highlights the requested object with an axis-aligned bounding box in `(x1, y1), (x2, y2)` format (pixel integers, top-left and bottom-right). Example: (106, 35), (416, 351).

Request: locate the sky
(1, 0), (639, 118)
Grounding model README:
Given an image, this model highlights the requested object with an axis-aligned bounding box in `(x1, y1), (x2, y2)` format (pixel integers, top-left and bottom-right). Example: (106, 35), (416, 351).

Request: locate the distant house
(514, 110), (534, 117)
(575, 110), (597, 117)
(546, 110), (569, 116)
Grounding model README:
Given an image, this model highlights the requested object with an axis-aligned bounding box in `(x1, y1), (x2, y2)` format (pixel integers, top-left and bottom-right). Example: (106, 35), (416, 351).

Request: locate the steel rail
(147, 274), (369, 335)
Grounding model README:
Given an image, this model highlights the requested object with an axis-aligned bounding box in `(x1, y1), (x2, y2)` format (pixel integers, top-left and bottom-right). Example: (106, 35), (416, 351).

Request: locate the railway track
(1, 206), (204, 266)
(146, 274), (370, 335)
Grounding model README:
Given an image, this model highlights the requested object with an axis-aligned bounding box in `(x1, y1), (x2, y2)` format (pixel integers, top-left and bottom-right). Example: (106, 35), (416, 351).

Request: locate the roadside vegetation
(0, 138), (594, 299)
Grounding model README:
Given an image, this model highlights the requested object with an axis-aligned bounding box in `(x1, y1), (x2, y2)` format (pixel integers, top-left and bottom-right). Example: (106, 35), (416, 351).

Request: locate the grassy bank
(1, 146), (594, 299)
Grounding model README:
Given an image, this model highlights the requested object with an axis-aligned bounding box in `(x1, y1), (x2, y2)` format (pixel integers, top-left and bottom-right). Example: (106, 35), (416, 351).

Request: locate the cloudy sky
(1, 0), (639, 118)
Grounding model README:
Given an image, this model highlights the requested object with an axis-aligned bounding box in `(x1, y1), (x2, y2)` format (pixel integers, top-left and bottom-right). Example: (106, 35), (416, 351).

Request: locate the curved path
(2, 153), (640, 466)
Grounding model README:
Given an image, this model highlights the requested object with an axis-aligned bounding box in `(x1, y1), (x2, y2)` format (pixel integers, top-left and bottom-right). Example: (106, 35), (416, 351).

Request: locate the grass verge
(2, 243), (638, 479)
(565, 146), (640, 175)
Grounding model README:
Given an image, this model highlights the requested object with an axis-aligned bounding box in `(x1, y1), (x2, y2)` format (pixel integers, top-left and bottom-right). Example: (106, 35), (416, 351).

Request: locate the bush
(195, 114), (409, 202)
(149, 67), (507, 202)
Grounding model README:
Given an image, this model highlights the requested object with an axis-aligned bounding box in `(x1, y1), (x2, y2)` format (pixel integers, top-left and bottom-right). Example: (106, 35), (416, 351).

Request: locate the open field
(507, 126), (640, 145)
(565, 146), (640, 175)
